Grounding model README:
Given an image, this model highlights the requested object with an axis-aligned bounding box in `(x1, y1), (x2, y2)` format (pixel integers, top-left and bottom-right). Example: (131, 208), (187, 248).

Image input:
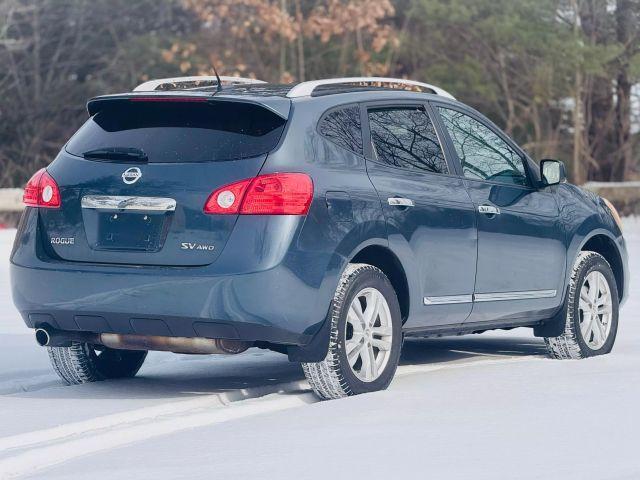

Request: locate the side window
(438, 107), (528, 186)
(318, 105), (363, 155)
(367, 106), (448, 174)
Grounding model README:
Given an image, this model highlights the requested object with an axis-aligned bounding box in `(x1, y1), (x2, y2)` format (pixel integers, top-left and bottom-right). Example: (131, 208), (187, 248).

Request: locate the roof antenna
(212, 63), (223, 93)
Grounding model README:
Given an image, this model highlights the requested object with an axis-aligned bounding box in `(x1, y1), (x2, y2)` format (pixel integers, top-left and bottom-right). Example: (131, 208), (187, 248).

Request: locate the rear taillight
(204, 178), (253, 215)
(23, 168), (61, 209)
(204, 173), (313, 215)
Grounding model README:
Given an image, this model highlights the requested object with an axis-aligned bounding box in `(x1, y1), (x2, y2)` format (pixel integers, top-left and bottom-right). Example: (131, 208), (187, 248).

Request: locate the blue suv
(10, 76), (628, 400)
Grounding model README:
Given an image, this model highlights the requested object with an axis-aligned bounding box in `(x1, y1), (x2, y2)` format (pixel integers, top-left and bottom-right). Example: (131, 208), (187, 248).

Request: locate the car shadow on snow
(10, 332), (547, 401)
(400, 334), (547, 366)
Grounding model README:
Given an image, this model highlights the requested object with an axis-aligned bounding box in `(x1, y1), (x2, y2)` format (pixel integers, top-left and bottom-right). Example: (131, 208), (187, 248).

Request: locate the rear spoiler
(86, 92), (291, 119)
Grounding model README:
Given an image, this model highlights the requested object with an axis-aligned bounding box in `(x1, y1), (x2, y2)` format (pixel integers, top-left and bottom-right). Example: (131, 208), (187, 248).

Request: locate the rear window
(318, 105), (363, 155)
(66, 101), (286, 163)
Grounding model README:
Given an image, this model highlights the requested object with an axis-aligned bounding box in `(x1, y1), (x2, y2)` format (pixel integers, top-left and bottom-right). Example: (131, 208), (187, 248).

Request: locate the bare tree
(0, 0), (193, 187)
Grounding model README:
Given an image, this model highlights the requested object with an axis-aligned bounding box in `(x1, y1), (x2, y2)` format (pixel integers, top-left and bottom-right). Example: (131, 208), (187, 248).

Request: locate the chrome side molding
(424, 294), (473, 305)
(474, 290), (557, 302)
(424, 289), (557, 305)
(81, 195), (177, 212)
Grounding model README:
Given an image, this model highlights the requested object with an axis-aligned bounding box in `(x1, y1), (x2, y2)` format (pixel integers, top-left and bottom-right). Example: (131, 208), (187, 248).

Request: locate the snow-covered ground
(0, 220), (638, 479)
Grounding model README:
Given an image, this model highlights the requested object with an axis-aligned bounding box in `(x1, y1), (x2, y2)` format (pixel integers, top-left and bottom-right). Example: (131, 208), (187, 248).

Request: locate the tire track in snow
(0, 379), (310, 454)
(0, 375), (60, 396)
(0, 353), (545, 478)
(0, 391), (315, 479)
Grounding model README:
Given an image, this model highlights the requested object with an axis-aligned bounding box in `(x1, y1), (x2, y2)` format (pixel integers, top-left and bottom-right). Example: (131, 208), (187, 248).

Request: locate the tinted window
(318, 106), (363, 155)
(66, 101), (286, 163)
(368, 107), (448, 174)
(438, 107), (528, 186)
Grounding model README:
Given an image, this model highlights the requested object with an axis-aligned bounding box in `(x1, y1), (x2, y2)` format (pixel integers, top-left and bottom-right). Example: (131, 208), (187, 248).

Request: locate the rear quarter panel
(261, 96), (389, 337)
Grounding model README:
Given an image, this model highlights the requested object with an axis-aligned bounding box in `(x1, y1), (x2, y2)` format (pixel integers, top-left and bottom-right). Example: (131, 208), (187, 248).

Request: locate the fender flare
(534, 227), (622, 338)
(287, 236), (390, 363)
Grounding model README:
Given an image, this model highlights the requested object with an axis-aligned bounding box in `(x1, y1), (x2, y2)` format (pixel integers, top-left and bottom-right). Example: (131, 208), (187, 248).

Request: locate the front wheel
(48, 343), (147, 385)
(544, 251), (619, 359)
(302, 263), (403, 400)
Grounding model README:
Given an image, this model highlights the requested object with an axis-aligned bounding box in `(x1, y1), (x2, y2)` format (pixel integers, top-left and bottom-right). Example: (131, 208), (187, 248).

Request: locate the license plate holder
(94, 211), (166, 252)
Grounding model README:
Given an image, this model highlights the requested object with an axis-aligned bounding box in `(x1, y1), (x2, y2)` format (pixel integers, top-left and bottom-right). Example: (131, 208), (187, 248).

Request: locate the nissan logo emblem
(122, 167), (142, 185)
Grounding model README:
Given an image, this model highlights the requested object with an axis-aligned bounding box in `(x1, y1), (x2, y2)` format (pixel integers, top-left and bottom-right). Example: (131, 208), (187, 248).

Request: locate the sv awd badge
(181, 242), (215, 251)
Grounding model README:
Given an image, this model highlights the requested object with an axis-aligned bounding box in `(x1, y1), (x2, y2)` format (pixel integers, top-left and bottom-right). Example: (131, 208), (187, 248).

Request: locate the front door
(363, 103), (477, 328)
(435, 105), (566, 324)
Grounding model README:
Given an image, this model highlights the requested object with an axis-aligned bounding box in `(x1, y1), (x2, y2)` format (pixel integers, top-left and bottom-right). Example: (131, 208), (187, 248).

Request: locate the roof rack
(286, 77), (455, 100)
(133, 76), (266, 92)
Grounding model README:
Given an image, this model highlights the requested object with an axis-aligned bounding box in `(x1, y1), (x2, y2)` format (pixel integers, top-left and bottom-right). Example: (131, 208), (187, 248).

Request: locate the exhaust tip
(35, 328), (50, 347)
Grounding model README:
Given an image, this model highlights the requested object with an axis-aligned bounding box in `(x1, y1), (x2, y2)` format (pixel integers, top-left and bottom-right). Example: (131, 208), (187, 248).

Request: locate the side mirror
(540, 159), (566, 186)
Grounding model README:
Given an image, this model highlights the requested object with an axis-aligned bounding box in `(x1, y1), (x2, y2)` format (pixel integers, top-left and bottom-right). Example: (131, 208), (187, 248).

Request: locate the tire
(47, 342), (147, 385)
(302, 263), (403, 400)
(544, 251), (619, 359)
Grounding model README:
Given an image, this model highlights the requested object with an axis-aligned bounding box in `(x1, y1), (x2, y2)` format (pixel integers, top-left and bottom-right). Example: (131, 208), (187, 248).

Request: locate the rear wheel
(47, 343), (147, 385)
(302, 263), (403, 400)
(544, 251), (619, 359)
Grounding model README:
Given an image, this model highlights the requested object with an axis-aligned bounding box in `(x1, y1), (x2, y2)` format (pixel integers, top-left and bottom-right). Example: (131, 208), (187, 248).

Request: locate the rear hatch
(42, 96), (288, 266)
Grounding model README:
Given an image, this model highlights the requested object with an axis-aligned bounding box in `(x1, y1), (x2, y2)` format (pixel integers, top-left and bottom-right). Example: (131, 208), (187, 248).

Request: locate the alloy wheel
(578, 270), (613, 350)
(345, 287), (393, 382)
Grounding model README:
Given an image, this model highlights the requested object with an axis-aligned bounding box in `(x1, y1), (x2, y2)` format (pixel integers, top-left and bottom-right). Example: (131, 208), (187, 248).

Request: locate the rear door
(363, 101), (477, 328)
(434, 104), (566, 323)
(42, 98), (287, 266)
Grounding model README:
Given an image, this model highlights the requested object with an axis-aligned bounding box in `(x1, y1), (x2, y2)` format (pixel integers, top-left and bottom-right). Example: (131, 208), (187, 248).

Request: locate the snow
(0, 220), (639, 479)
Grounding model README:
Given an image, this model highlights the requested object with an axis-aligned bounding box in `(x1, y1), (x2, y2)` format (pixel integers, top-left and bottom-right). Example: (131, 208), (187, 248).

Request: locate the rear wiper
(82, 147), (148, 162)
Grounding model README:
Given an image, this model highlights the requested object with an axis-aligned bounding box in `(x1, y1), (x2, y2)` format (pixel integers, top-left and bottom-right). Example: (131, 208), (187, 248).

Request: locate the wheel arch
(535, 227), (625, 339)
(578, 232), (624, 301)
(350, 244), (410, 324)
(286, 236), (395, 363)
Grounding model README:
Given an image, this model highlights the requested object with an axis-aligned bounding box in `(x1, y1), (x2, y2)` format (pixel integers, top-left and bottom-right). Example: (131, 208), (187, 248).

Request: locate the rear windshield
(66, 100), (286, 163)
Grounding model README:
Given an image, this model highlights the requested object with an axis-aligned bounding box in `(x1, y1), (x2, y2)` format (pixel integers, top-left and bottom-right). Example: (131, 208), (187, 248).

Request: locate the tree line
(0, 0), (638, 187)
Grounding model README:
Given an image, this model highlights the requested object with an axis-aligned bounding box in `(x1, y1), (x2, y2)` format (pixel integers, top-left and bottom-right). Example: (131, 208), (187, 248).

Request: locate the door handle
(387, 197), (415, 207)
(478, 204), (500, 215)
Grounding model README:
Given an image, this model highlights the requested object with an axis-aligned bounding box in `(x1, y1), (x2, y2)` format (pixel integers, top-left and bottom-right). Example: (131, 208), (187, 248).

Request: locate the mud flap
(286, 312), (332, 363)
(533, 286), (569, 338)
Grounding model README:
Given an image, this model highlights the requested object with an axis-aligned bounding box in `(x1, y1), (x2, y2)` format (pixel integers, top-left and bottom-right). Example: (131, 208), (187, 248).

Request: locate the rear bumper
(10, 261), (316, 345)
(10, 209), (341, 348)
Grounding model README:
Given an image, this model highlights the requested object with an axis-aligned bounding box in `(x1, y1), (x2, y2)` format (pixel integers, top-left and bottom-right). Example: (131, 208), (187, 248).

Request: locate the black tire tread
(544, 251), (615, 359)
(47, 343), (146, 385)
(302, 263), (389, 400)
